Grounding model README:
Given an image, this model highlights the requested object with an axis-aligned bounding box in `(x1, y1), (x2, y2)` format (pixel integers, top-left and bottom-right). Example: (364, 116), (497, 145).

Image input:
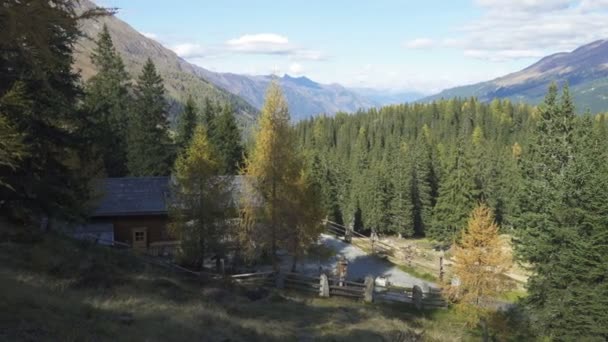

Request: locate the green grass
(499, 289), (528, 303)
(397, 264), (439, 283)
(0, 222), (537, 341)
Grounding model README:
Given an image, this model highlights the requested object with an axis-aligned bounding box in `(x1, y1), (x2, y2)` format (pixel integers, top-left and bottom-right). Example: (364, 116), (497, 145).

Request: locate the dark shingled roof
(92, 177), (170, 217)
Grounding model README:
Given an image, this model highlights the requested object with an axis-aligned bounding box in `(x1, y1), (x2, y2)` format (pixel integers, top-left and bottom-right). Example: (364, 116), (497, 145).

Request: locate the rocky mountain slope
(196, 71), (378, 121)
(422, 40), (608, 113)
(74, 0), (258, 124)
(75, 1), (384, 122)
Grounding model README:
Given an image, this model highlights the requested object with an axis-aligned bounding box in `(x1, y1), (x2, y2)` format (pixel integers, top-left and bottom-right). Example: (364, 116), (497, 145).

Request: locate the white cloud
(444, 0), (608, 61)
(404, 38), (435, 49)
(226, 33), (289, 46)
(142, 32), (158, 40)
(475, 0), (572, 12)
(171, 43), (208, 59)
(224, 33), (327, 60)
(169, 33), (327, 63)
(288, 62), (304, 75)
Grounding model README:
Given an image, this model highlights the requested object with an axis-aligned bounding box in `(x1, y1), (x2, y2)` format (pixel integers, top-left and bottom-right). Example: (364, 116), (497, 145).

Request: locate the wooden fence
(324, 220), (394, 257)
(229, 270), (448, 309)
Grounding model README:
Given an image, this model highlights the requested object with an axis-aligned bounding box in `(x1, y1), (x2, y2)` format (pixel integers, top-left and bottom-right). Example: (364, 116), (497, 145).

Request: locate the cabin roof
(91, 176), (251, 217)
(92, 177), (170, 217)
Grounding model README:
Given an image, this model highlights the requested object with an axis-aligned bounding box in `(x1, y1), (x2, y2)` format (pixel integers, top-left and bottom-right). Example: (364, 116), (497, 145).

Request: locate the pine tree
(202, 98), (217, 138)
(169, 125), (230, 268)
(0, 1), (105, 221)
(389, 142), (415, 236)
(0, 86), (28, 190)
(411, 132), (437, 236)
(363, 160), (393, 234)
(84, 24), (131, 176)
(176, 95), (198, 152)
(127, 59), (174, 176)
(429, 137), (476, 244)
(451, 204), (512, 334)
(213, 104), (244, 174)
(518, 84), (608, 339)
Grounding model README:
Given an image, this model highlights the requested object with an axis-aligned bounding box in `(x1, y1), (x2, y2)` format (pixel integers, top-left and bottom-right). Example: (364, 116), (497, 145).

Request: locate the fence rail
(227, 270), (447, 309)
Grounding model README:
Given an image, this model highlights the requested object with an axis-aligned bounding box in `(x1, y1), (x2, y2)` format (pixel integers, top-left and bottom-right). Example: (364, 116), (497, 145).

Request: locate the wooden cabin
(79, 177), (176, 255)
(75, 176), (248, 255)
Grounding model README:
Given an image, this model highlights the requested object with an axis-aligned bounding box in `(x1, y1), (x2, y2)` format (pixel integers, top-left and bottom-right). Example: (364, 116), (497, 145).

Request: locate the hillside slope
(74, 0), (258, 123)
(0, 225), (475, 341)
(423, 40), (608, 113)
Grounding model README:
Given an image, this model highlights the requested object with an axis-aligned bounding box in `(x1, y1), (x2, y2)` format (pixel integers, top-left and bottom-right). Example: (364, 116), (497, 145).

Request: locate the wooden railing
(324, 220), (394, 257)
(228, 270), (447, 309)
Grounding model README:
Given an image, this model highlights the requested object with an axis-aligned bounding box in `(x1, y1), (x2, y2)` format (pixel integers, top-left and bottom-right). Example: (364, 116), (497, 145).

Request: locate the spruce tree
(176, 95), (198, 153)
(411, 131), (437, 236)
(213, 104), (244, 174)
(0, 1), (105, 221)
(84, 24), (131, 176)
(0, 86), (28, 190)
(389, 142), (415, 236)
(429, 137), (476, 244)
(127, 59), (174, 176)
(518, 84), (608, 339)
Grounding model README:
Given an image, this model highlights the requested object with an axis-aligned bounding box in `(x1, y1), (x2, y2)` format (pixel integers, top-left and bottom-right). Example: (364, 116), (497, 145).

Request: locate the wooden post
(219, 258), (225, 276)
(439, 256), (444, 283)
(364, 276), (374, 303)
(337, 256), (348, 286)
(319, 274), (330, 297)
(275, 272), (285, 289)
(413, 285), (423, 310)
(344, 223), (353, 243)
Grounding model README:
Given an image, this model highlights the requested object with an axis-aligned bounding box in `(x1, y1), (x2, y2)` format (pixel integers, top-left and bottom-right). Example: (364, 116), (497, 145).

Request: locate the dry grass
(0, 223), (533, 341)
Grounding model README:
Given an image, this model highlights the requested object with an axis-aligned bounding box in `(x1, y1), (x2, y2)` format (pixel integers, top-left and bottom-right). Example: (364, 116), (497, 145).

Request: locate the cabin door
(132, 227), (148, 251)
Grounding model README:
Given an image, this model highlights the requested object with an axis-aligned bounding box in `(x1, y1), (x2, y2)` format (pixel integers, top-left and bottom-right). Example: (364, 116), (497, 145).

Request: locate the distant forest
(295, 93), (608, 242)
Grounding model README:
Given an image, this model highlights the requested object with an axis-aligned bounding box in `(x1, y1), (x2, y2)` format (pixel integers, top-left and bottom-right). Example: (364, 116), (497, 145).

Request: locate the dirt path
(289, 234), (438, 290)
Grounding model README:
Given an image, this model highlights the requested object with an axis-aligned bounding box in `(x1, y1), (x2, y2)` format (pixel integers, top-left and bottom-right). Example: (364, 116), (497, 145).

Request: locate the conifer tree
(213, 104), (244, 174)
(240, 82), (304, 270)
(202, 98), (217, 138)
(84, 24), (131, 176)
(127, 59), (174, 176)
(363, 161), (393, 233)
(429, 137), (476, 243)
(169, 125), (229, 268)
(176, 95), (198, 152)
(518, 84), (608, 339)
(0, 87), (28, 190)
(389, 142), (415, 236)
(411, 132), (437, 236)
(0, 1), (105, 221)
(451, 204), (512, 336)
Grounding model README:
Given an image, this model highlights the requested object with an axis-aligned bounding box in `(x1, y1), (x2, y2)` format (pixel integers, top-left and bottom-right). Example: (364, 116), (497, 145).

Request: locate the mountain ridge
(422, 39), (608, 113)
(74, 0), (259, 124)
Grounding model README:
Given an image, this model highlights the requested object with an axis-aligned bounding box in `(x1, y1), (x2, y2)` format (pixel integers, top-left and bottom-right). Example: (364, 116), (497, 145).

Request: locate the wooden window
(134, 231), (145, 242)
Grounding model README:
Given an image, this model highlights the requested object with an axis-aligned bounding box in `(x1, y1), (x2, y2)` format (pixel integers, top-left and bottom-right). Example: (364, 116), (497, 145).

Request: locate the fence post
(364, 276), (374, 303)
(344, 223), (353, 243)
(275, 272), (285, 289)
(412, 285), (423, 310)
(319, 273), (330, 297)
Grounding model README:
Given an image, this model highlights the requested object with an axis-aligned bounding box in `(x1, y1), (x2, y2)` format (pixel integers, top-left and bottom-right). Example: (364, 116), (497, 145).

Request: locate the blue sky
(96, 0), (608, 94)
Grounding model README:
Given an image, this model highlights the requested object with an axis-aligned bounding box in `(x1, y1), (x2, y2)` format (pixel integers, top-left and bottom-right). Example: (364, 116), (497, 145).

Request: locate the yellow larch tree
(240, 81), (322, 271)
(169, 125), (230, 268)
(451, 203), (512, 329)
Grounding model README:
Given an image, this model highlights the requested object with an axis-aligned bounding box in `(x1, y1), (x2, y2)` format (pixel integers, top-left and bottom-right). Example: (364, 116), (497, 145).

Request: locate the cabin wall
(91, 215), (172, 247)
